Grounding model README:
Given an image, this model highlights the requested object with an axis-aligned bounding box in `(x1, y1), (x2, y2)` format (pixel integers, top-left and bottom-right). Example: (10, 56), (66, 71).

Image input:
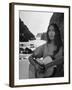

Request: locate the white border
(14, 4), (69, 86)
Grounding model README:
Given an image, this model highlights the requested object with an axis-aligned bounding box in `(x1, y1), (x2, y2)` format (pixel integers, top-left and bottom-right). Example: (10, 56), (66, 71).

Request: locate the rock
(19, 18), (36, 42)
(49, 13), (64, 41)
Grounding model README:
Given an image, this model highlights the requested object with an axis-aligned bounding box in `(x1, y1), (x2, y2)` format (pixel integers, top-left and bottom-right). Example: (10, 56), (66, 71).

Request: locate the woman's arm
(52, 56), (64, 66)
(29, 54), (37, 66)
(29, 54), (45, 70)
(54, 47), (64, 65)
(28, 45), (45, 70)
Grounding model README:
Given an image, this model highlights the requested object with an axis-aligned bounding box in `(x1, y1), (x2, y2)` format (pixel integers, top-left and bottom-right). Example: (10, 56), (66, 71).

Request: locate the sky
(19, 11), (53, 36)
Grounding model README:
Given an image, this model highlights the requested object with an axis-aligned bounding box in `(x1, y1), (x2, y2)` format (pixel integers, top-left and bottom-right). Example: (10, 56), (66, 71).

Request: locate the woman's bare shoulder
(32, 43), (47, 58)
(41, 43), (47, 47)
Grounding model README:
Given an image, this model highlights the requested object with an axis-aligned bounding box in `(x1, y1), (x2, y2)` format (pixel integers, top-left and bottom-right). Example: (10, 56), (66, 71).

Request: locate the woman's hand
(35, 64), (45, 73)
(34, 64), (39, 70)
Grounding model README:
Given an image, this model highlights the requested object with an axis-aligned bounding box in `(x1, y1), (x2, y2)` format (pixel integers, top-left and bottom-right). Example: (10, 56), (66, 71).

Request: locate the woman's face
(48, 25), (55, 40)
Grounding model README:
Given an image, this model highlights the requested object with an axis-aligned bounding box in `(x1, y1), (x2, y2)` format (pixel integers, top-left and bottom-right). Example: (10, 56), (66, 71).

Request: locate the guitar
(29, 55), (63, 78)
(35, 56), (55, 78)
(34, 56), (63, 78)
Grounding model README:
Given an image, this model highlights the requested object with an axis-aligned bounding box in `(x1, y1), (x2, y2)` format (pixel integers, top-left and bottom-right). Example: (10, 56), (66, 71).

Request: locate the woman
(29, 23), (64, 78)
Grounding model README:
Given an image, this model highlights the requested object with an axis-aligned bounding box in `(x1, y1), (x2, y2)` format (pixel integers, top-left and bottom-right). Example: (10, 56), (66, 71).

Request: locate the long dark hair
(47, 23), (63, 54)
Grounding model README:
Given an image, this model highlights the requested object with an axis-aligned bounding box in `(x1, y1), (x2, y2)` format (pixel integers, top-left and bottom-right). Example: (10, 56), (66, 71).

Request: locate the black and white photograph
(9, 3), (70, 87)
(19, 11), (64, 79)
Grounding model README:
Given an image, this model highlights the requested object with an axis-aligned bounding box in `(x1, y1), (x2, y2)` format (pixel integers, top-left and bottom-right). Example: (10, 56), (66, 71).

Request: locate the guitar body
(36, 56), (55, 78)
(29, 55), (63, 78)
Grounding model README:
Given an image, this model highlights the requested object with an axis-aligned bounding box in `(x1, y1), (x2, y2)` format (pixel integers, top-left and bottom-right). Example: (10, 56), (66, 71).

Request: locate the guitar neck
(45, 56), (63, 69)
(34, 59), (44, 67)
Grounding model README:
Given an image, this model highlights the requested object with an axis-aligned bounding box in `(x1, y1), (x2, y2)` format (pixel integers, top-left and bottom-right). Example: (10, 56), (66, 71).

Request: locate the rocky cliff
(19, 19), (36, 42)
(41, 13), (64, 42)
(49, 13), (64, 41)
